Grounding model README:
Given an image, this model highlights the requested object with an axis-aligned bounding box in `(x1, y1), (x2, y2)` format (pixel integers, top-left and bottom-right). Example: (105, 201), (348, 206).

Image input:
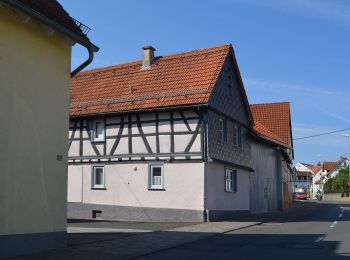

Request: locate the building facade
(67, 44), (254, 222)
(249, 102), (294, 212)
(0, 0), (97, 258)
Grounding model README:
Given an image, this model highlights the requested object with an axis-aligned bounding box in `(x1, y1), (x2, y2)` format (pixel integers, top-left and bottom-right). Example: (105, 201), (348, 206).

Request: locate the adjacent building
(0, 0), (97, 257)
(249, 102), (294, 212)
(67, 44), (254, 222)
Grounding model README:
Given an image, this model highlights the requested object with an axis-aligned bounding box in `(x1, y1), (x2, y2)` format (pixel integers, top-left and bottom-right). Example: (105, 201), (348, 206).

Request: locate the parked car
(294, 192), (307, 200)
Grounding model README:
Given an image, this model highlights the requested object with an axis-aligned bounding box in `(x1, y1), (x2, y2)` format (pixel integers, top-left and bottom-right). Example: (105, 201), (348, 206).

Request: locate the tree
(324, 166), (350, 194)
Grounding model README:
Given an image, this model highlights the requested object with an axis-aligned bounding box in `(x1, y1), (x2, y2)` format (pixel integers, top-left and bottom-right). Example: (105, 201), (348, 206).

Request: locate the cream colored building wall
(0, 6), (71, 235)
(68, 162), (205, 210)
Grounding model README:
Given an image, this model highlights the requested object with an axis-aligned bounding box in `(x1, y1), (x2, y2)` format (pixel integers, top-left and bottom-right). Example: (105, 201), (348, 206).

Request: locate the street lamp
(342, 134), (350, 183)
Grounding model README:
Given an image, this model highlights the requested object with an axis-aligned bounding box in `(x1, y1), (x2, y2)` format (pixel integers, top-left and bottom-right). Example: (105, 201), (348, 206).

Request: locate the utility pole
(343, 134), (350, 183)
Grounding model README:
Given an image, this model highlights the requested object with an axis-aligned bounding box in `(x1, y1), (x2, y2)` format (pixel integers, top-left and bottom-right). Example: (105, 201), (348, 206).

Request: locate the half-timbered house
(67, 44), (253, 222)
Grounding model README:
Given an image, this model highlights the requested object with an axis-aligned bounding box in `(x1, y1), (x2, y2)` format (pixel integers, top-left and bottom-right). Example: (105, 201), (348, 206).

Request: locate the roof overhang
(1, 0), (99, 76)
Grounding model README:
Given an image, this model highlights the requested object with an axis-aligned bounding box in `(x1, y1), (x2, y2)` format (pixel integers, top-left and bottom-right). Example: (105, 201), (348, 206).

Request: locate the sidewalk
(16, 221), (260, 260)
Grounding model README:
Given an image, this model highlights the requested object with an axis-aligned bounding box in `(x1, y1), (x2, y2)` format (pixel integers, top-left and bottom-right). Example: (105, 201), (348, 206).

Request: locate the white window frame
(92, 166), (105, 189)
(219, 118), (227, 142)
(225, 168), (237, 192)
(91, 119), (105, 142)
(148, 164), (164, 190)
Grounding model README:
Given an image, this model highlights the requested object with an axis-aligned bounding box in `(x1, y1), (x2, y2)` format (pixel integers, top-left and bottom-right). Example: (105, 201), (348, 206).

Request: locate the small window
(233, 126), (242, 148)
(92, 120), (105, 142)
(227, 84), (233, 97)
(149, 164), (164, 189)
(219, 118), (227, 142)
(225, 169), (237, 192)
(92, 166), (105, 189)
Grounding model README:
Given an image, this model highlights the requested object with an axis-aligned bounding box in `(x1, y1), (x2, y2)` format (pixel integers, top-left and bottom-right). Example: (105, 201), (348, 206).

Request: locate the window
(233, 126), (242, 148)
(219, 118), (227, 142)
(92, 120), (105, 142)
(92, 166), (105, 189)
(149, 164), (164, 189)
(225, 169), (237, 192)
(227, 84), (233, 97)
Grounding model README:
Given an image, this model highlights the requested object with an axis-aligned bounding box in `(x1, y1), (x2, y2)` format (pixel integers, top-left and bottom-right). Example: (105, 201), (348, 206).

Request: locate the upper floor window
(219, 118), (227, 142)
(233, 126), (242, 148)
(92, 119), (105, 142)
(149, 164), (164, 190)
(227, 84), (233, 97)
(92, 166), (105, 189)
(225, 168), (237, 192)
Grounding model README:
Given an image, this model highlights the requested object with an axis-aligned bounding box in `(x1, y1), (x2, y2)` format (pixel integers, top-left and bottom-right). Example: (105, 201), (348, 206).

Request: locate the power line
(293, 127), (350, 141)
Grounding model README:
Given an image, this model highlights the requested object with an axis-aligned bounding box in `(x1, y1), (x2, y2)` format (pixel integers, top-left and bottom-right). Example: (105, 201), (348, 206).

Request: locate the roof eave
(1, 0), (99, 51)
(69, 103), (209, 119)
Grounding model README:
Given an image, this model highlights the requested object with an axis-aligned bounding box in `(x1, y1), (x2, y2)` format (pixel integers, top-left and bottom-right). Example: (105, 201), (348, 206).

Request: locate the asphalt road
(136, 201), (350, 260)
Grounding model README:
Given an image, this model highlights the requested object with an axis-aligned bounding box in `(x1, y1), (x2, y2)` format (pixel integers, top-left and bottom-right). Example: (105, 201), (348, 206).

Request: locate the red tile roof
(14, 0), (87, 39)
(250, 102), (292, 148)
(311, 165), (321, 173)
(323, 161), (338, 172)
(70, 44), (233, 116)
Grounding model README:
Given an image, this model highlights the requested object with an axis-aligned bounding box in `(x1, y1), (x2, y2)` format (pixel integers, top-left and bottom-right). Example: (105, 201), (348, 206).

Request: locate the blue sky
(61, 0), (350, 165)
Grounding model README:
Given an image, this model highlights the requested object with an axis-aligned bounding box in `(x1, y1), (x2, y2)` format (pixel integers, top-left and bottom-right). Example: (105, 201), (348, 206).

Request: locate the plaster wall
(0, 5), (71, 237)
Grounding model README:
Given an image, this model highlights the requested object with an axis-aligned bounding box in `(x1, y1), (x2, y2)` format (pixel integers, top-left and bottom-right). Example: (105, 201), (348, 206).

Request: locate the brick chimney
(141, 46), (156, 70)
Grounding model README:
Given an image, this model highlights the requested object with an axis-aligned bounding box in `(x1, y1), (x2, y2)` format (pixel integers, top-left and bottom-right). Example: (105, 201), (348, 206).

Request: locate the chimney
(141, 46), (156, 70)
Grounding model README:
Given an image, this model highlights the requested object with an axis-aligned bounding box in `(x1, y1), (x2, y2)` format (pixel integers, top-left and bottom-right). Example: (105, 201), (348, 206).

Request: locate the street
(136, 201), (350, 260)
(12, 200), (350, 259)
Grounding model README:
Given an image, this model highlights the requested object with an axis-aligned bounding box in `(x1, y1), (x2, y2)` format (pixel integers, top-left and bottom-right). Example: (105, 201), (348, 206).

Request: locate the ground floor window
(149, 164), (164, 189)
(92, 166), (105, 189)
(225, 168), (237, 192)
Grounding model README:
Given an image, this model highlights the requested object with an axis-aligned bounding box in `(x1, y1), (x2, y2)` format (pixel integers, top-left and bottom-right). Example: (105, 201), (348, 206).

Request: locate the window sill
(148, 188), (166, 191)
(91, 140), (106, 143)
(225, 190), (237, 193)
(91, 187), (107, 190)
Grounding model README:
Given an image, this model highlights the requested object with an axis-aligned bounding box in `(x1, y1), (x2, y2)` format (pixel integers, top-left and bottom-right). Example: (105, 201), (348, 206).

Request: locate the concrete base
(68, 202), (205, 222)
(68, 203), (252, 222)
(0, 231), (66, 258)
(207, 210), (251, 221)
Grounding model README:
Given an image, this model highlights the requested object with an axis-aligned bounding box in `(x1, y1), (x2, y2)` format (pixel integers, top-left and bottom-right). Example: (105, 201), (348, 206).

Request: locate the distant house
(67, 44), (254, 222)
(328, 157), (349, 179)
(0, 0), (97, 258)
(294, 171), (313, 193)
(313, 157), (349, 196)
(310, 165), (322, 198)
(249, 102), (294, 212)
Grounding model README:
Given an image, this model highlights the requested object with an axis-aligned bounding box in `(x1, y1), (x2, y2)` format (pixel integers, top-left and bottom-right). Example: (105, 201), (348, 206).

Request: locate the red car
(294, 192), (307, 200)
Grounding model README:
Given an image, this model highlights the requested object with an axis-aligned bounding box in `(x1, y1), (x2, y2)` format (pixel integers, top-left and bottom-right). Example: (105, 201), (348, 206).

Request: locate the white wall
(204, 162), (250, 211)
(68, 162), (205, 210)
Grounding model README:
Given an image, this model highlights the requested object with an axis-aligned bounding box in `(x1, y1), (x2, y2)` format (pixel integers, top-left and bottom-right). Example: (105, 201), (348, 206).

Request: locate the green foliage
(324, 166), (350, 193)
(324, 177), (334, 192)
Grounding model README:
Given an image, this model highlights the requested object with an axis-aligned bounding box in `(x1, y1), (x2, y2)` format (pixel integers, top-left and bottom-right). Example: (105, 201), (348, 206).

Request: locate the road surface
(136, 201), (350, 260)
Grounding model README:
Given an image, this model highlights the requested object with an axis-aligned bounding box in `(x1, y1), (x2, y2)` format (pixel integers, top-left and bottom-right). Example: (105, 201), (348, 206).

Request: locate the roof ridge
(74, 44), (232, 77)
(250, 101), (290, 106)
